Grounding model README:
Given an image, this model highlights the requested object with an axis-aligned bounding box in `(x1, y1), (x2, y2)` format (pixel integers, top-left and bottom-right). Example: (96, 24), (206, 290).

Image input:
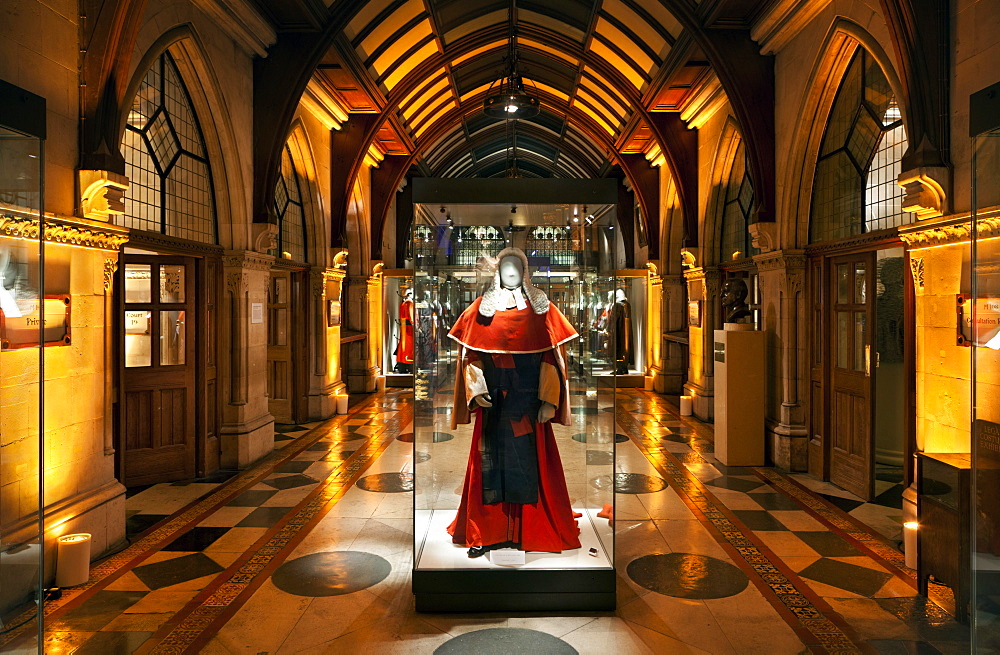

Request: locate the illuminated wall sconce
(56, 533), (92, 587)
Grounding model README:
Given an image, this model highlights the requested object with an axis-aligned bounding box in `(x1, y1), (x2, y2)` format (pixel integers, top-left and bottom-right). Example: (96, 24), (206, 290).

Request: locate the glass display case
(381, 270), (414, 386)
(0, 82), (45, 652)
(410, 178), (618, 611)
(971, 87), (1000, 650)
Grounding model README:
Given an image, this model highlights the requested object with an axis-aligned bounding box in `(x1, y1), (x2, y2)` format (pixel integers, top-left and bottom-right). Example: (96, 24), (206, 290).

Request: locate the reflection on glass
(160, 310), (185, 365)
(159, 264), (185, 303)
(272, 307), (287, 346)
(273, 276), (287, 304)
(854, 311), (867, 372)
(837, 311), (849, 369)
(854, 262), (867, 304)
(837, 264), (849, 304)
(124, 264), (152, 303)
(124, 310), (151, 367)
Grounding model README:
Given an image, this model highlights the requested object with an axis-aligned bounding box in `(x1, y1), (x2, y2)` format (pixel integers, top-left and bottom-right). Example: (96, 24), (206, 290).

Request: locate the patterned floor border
(136, 402), (413, 655)
(0, 392), (389, 649)
(751, 467), (956, 616)
(616, 405), (872, 655)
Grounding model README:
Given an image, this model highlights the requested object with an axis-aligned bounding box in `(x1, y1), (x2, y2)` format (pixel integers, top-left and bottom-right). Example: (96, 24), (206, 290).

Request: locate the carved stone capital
(909, 256), (925, 291)
(748, 221), (778, 253)
(103, 259), (118, 292)
(251, 223), (278, 254)
(310, 269), (326, 298)
(222, 249), (275, 272)
(899, 166), (949, 220)
(753, 249), (806, 273)
(225, 271), (248, 295)
(79, 169), (128, 221)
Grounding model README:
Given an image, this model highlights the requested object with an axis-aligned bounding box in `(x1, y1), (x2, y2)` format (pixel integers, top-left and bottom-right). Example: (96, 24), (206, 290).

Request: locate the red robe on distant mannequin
(447, 295), (582, 553)
(397, 298), (414, 365)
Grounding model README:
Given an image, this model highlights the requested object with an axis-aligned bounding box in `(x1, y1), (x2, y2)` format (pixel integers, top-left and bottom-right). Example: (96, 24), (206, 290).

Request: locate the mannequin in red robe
(447, 247), (582, 557)
(395, 289), (414, 372)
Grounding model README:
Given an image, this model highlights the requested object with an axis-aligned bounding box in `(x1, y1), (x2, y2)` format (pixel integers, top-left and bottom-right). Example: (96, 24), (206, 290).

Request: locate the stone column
(654, 273), (687, 394)
(343, 273), (378, 393)
(753, 248), (808, 471)
(220, 250), (275, 469)
(304, 267), (346, 420)
(683, 266), (720, 421)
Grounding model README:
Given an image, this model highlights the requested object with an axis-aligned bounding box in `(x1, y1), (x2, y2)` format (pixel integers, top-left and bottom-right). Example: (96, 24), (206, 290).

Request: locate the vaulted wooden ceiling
(307, 0), (726, 178)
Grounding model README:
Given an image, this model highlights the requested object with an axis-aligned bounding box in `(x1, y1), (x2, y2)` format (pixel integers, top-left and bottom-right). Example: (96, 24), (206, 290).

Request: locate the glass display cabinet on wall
(971, 85), (1000, 650)
(410, 178), (618, 611)
(0, 83), (46, 653)
(381, 270), (413, 387)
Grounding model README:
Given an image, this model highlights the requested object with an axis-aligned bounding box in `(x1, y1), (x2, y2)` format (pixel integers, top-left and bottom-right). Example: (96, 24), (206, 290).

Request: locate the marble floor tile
(196, 505), (256, 527)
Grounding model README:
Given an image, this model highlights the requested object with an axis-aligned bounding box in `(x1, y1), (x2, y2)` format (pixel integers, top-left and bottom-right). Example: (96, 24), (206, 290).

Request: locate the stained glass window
(810, 49), (908, 243)
(719, 141), (757, 262)
(121, 51), (216, 243)
(274, 145), (307, 262)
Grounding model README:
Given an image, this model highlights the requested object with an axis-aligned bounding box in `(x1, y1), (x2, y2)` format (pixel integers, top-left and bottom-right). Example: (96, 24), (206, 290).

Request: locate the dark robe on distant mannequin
(608, 293), (633, 375)
(447, 250), (582, 554)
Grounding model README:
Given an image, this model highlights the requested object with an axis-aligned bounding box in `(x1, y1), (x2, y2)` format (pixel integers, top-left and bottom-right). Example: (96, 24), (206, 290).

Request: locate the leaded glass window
(121, 51), (216, 243)
(450, 226), (506, 266)
(526, 225), (577, 266)
(274, 145), (307, 262)
(719, 141), (757, 262)
(810, 49), (908, 243)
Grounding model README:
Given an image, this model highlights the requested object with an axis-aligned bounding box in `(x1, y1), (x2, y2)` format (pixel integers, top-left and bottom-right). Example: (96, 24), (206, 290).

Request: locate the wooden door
(807, 258), (827, 479)
(267, 270), (294, 423)
(828, 252), (876, 500)
(119, 256), (196, 486)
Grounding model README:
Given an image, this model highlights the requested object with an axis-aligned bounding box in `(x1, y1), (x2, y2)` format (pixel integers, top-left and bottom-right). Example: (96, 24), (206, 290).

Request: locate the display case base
(413, 569), (616, 612)
(385, 373), (413, 387)
(598, 372), (645, 387)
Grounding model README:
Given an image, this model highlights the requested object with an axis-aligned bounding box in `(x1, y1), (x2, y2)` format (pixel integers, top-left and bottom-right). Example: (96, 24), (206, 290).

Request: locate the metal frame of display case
(410, 178), (619, 612)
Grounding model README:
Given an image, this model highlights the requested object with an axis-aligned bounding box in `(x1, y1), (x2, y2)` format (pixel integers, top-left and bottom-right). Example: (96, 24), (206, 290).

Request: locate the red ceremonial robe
(398, 298), (414, 365)
(446, 297), (582, 553)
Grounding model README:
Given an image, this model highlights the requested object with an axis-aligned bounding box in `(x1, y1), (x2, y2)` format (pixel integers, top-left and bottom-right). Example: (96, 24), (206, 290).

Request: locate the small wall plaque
(0, 295), (71, 349)
(328, 300), (341, 327)
(687, 300), (702, 327)
(251, 302), (263, 324)
(957, 294), (1000, 347)
(714, 341), (725, 363)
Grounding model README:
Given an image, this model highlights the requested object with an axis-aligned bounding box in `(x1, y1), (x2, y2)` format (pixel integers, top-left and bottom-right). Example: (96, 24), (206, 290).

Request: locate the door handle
(865, 345), (871, 376)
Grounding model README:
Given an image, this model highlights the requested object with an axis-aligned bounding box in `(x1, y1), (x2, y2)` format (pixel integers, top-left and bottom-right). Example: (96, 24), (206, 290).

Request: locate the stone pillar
(653, 273), (687, 394)
(343, 273), (378, 393)
(753, 248), (808, 471)
(220, 250), (275, 469)
(304, 268), (346, 420)
(683, 266), (720, 421)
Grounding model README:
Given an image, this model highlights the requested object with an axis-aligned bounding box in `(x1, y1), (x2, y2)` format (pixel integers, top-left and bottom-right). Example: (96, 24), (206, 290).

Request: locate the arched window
(121, 50), (217, 243)
(718, 141), (756, 262)
(810, 49), (908, 243)
(274, 145), (307, 262)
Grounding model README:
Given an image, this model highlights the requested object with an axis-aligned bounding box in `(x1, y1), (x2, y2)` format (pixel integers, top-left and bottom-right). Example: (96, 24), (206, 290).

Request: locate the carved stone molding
(909, 257), (925, 290)
(251, 223), (278, 254)
(79, 169), (128, 221)
(899, 167), (948, 220)
(222, 249), (275, 272)
(225, 271), (249, 295)
(333, 250), (349, 269)
(103, 259), (118, 292)
(899, 211), (1000, 249)
(703, 268), (722, 297)
(748, 221), (778, 253)
(310, 269), (326, 298)
(0, 213), (129, 252)
(680, 247), (700, 269)
(753, 249), (806, 273)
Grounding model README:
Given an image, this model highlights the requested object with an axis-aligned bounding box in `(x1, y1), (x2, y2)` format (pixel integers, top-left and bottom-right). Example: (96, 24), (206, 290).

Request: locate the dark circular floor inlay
(397, 432), (415, 443)
(661, 433), (690, 444)
(627, 553), (749, 599)
(432, 432), (454, 443)
(591, 472), (668, 494)
(356, 472), (414, 493)
(434, 628), (577, 655)
(586, 450), (614, 466)
(271, 551), (391, 597)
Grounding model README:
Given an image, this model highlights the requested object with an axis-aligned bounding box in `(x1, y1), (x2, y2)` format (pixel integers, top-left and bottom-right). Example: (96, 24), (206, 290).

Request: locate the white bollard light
(336, 394), (349, 415)
(679, 395), (693, 416)
(56, 533), (92, 588)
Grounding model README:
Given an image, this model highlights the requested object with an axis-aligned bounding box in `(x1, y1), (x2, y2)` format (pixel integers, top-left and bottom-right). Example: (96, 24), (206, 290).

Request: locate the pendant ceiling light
(483, 0), (539, 120)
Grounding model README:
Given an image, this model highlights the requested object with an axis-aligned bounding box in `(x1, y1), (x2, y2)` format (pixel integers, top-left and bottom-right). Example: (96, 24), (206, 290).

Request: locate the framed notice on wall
(328, 300), (341, 327)
(957, 294), (1000, 348)
(0, 295), (71, 349)
(687, 300), (702, 327)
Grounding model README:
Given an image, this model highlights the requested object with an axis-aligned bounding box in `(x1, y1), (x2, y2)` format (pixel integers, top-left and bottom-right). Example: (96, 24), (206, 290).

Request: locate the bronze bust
(721, 279), (752, 323)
